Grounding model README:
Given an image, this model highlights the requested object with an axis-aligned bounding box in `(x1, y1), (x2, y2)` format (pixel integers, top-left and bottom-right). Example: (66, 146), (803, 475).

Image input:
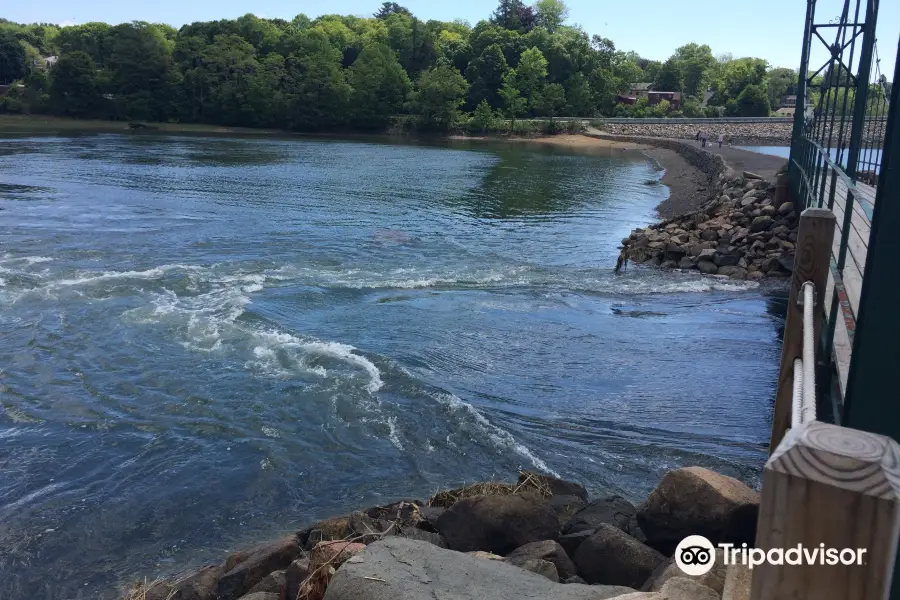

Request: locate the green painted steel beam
(842, 33), (900, 600)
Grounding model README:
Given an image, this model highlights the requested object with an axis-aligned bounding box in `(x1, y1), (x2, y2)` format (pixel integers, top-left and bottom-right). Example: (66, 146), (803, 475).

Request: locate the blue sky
(7, 0), (898, 76)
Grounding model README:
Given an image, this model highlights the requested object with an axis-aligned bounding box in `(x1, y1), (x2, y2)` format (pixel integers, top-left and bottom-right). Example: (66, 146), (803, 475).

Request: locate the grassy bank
(0, 114), (287, 135)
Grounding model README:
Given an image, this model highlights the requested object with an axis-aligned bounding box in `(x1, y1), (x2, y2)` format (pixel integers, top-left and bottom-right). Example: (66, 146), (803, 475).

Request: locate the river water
(0, 134), (782, 598)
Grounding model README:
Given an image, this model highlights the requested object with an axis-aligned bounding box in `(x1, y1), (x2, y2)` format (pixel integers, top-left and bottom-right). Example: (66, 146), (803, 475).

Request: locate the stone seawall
(585, 132), (731, 184)
(124, 467), (760, 600)
(600, 122), (793, 145)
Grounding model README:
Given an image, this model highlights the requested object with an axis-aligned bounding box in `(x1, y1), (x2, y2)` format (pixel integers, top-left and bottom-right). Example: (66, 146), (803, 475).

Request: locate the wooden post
(750, 421), (900, 600)
(769, 208), (836, 454)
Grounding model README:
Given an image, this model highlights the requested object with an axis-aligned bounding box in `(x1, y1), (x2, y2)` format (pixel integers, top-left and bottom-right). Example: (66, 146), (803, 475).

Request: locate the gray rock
(562, 575), (588, 585)
(398, 526), (448, 547)
(716, 266), (748, 279)
(761, 205), (777, 216)
(700, 230), (718, 241)
(743, 171), (762, 179)
(417, 506), (445, 532)
(217, 536), (301, 600)
(747, 270), (765, 280)
(713, 252), (739, 267)
(660, 260), (677, 269)
(246, 569), (285, 595)
(562, 496), (645, 543)
(323, 537), (635, 600)
(641, 549), (727, 594)
(507, 557), (559, 582)
(778, 201), (794, 216)
(518, 472), (588, 503)
(283, 558), (310, 600)
(507, 540), (578, 579)
(697, 248), (716, 260)
(436, 494), (559, 554)
(237, 594), (279, 600)
(777, 253), (795, 273)
(697, 261), (718, 275)
(573, 524), (665, 588)
(637, 467), (760, 556)
(749, 216), (775, 233)
(678, 257), (695, 269)
(558, 530), (594, 558)
(142, 565), (222, 600)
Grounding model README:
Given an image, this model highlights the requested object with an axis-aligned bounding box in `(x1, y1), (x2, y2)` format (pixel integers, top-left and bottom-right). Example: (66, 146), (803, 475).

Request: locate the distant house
(43, 56), (58, 68)
(615, 94), (637, 105)
(629, 82), (653, 98)
(780, 94), (798, 108)
(648, 91), (681, 109)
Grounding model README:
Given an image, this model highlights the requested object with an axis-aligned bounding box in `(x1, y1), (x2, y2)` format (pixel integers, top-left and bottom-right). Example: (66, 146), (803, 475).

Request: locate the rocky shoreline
(601, 122), (793, 146)
(125, 467), (759, 600)
(618, 170), (796, 280)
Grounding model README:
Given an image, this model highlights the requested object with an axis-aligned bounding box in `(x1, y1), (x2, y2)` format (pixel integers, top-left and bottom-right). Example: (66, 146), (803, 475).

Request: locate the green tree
(56, 23), (112, 66)
(736, 83), (770, 116)
(653, 57), (682, 92)
(515, 46), (548, 106)
(563, 71), (593, 115)
(489, 0), (534, 33)
(51, 50), (102, 116)
(0, 31), (26, 84)
(767, 67), (796, 107)
(411, 63), (469, 129)
(534, 0), (570, 33)
(374, 2), (413, 19)
(466, 43), (509, 108)
(469, 99), (497, 131)
(673, 43), (714, 98)
(348, 43), (412, 129)
(534, 81), (565, 120)
(284, 30), (352, 130)
(498, 70), (526, 129)
(106, 22), (181, 120)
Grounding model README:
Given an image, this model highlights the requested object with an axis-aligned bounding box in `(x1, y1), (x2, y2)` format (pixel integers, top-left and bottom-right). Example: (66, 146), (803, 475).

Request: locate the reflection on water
(0, 133), (782, 599)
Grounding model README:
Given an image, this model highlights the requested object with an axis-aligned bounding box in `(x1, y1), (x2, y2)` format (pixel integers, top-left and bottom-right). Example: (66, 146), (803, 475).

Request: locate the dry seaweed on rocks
(426, 471), (553, 508)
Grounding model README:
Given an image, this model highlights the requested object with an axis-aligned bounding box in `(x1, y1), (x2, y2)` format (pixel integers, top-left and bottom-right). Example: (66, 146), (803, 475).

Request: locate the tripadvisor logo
(675, 535), (716, 576)
(674, 535), (869, 575)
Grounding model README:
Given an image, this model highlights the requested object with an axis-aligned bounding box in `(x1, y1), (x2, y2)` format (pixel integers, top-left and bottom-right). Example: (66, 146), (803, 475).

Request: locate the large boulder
(749, 216), (774, 233)
(637, 467), (760, 555)
(613, 577), (720, 600)
(641, 548), (727, 594)
(558, 530), (594, 558)
(518, 472), (588, 503)
(323, 537), (634, 600)
(573, 524), (665, 588)
(236, 594), (279, 600)
(283, 558), (310, 600)
(506, 540), (577, 580)
(245, 569), (286, 596)
(216, 536), (301, 600)
(141, 565), (223, 600)
(562, 496), (645, 543)
(506, 558), (560, 582)
(436, 494), (559, 554)
(299, 516), (351, 550)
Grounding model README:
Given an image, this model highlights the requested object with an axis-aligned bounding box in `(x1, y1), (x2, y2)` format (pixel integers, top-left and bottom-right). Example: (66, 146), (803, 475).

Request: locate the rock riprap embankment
(125, 468), (760, 600)
(602, 122), (793, 145)
(619, 171), (796, 280)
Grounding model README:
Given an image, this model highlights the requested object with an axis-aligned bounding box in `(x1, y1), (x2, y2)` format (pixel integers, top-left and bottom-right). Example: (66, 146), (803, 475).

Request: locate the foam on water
(433, 391), (560, 477)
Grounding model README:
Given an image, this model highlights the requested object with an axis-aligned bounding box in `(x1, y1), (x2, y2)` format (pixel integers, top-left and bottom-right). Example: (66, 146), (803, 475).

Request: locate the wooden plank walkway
(816, 172), (876, 397)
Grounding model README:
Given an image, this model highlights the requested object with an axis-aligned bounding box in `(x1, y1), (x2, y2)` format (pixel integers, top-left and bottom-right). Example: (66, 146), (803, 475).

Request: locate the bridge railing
(751, 206), (900, 600)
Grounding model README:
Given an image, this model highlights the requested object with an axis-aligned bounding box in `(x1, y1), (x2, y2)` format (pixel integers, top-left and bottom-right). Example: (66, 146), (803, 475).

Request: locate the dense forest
(0, 0), (804, 131)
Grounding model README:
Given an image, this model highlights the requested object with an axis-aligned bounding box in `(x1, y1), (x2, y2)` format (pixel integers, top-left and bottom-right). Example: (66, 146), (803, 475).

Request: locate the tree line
(0, 1), (809, 131)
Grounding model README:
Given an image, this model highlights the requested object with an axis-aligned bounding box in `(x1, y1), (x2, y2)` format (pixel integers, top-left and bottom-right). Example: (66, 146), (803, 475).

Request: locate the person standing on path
(700, 131), (708, 147)
(717, 133), (724, 148)
(696, 129), (701, 141)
